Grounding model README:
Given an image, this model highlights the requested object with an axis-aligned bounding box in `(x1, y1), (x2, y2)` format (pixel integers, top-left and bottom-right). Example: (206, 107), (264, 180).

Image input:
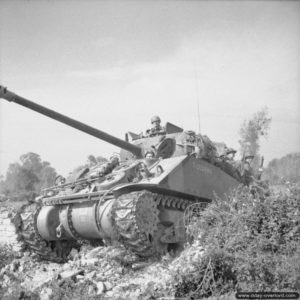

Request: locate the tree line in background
(0, 108), (299, 202)
(264, 153), (300, 184)
(0, 153), (57, 202)
(0, 153), (107, 202)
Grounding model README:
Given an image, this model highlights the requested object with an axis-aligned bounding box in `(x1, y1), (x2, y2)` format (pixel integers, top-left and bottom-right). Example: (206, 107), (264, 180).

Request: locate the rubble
(68, 248), (79, 260)
(95, 281), (105, 295)
(85, 270), (96, 280)
(0, 207), (23, 252)
(0, 241), (181, 299)
(59, 269), (84, 279)
(40, 288), (53, 300)
(0, 212), (210, 300)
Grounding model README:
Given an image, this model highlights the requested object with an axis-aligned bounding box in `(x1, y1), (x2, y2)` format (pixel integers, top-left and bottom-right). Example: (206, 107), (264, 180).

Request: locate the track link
(112, 191), (157, 256)
(112, 190), (192, 257)
(19, 202), (75, 263)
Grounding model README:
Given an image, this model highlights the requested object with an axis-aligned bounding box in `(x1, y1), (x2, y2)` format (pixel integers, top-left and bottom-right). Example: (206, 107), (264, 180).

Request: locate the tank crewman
(225, 148), (237, 162)
(218, 147), (239, 178)
(145, 149), (155, 159)
(243, 155), (254, 172)
(98, 155), (120, 177)
(236, 154), (255, 185)
(186, 131), (196, 144)
(87, 155), (97, 167)
(136, 162), (153, 181)
(55, 175), (66, 186)
(146, 116), (165, 137)
(144, 149), (157, 169)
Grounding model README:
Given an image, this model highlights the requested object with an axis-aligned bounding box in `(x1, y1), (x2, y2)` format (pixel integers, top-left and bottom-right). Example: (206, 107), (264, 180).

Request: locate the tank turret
(1, 85), (243, 261)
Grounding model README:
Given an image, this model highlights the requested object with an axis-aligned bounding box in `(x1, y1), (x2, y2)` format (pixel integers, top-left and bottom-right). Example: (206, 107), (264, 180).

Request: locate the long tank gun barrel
(0, 86), (143, 158)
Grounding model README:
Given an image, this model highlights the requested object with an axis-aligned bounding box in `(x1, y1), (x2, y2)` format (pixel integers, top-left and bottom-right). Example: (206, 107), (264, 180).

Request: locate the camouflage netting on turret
(0, 207), (23, 252)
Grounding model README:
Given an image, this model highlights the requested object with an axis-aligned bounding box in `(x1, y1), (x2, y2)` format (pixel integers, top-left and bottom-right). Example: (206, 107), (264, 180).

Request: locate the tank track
(112, 190), (192, 257)
(19, 202), (76, 263)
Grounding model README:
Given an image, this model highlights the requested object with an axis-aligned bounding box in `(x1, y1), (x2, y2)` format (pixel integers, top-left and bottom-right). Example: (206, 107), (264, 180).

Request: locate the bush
(0, 245), (15, 270)
(174, 183), (300, 298)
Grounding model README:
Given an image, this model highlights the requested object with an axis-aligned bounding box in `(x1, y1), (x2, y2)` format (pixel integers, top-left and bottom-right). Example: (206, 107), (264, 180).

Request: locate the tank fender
(112, 183), (210, 202)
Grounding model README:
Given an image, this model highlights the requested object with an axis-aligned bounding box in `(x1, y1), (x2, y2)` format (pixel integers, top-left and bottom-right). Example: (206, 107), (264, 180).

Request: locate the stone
(104, 269), (113, 277)
(9, 260), (20, 272)
(104, 281), (113, 291)
(12, 245), (22, 252)
(96, 281), (105, 295)
(3, 274), (10, 285)
(106, 291), (113, 297)
(131, 262), (152, 270)
(115, 267), (123, 274)
(60, 269), (84, 279)
(40, 288), (53, 300)
(113, 274), (121, 280)
(62, 263), (71, 271)
(81, 257), (98, 266)
(86, 270), (96, 280)
(68, 248), (79, 260)
(0, 267), (7, 276)
(85, 246), (103, 259)
(96, 274), (106, 281)
(19, 265), (24, 273)
(87, 285), (96, 296)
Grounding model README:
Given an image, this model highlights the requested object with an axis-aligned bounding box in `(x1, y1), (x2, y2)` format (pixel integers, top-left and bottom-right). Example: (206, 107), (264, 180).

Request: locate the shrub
(174, 183), (300, 298)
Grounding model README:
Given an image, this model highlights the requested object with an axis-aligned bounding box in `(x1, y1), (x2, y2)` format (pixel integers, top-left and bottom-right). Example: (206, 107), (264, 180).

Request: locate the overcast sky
(0, 1), (299, 177)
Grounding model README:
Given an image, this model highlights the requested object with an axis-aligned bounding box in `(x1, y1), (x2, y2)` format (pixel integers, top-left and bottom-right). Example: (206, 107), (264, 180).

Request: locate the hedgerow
(174, 183), (300, 298)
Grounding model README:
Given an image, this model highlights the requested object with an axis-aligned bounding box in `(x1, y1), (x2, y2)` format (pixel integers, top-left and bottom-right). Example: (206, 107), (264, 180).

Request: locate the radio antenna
(194, 60), (201, 134)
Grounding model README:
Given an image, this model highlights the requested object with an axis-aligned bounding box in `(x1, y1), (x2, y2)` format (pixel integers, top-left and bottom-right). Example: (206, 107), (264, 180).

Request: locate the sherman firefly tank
(0, 86), (242, 262)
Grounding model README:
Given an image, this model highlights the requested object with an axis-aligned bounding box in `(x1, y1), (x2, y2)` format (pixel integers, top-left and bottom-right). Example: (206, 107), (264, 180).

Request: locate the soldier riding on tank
(145, 149), (155, 159)
(224, 147), (237, 162)
(218, 147), (240, 180)
(234, 154), (255, 186)
(146, 115), (166, 137)
(98, 155), (120, 177)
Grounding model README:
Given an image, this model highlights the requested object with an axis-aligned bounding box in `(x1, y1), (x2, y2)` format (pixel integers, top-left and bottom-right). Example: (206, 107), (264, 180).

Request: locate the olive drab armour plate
(0, 86), (241, 261)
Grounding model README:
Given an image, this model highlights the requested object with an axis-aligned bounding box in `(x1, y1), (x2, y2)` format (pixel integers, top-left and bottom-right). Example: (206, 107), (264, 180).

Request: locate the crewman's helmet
(151, 115), (161, 124)
(109, 155), (120, 165)
(226, 148), (237, 155)
(245, 155), (254, 160)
